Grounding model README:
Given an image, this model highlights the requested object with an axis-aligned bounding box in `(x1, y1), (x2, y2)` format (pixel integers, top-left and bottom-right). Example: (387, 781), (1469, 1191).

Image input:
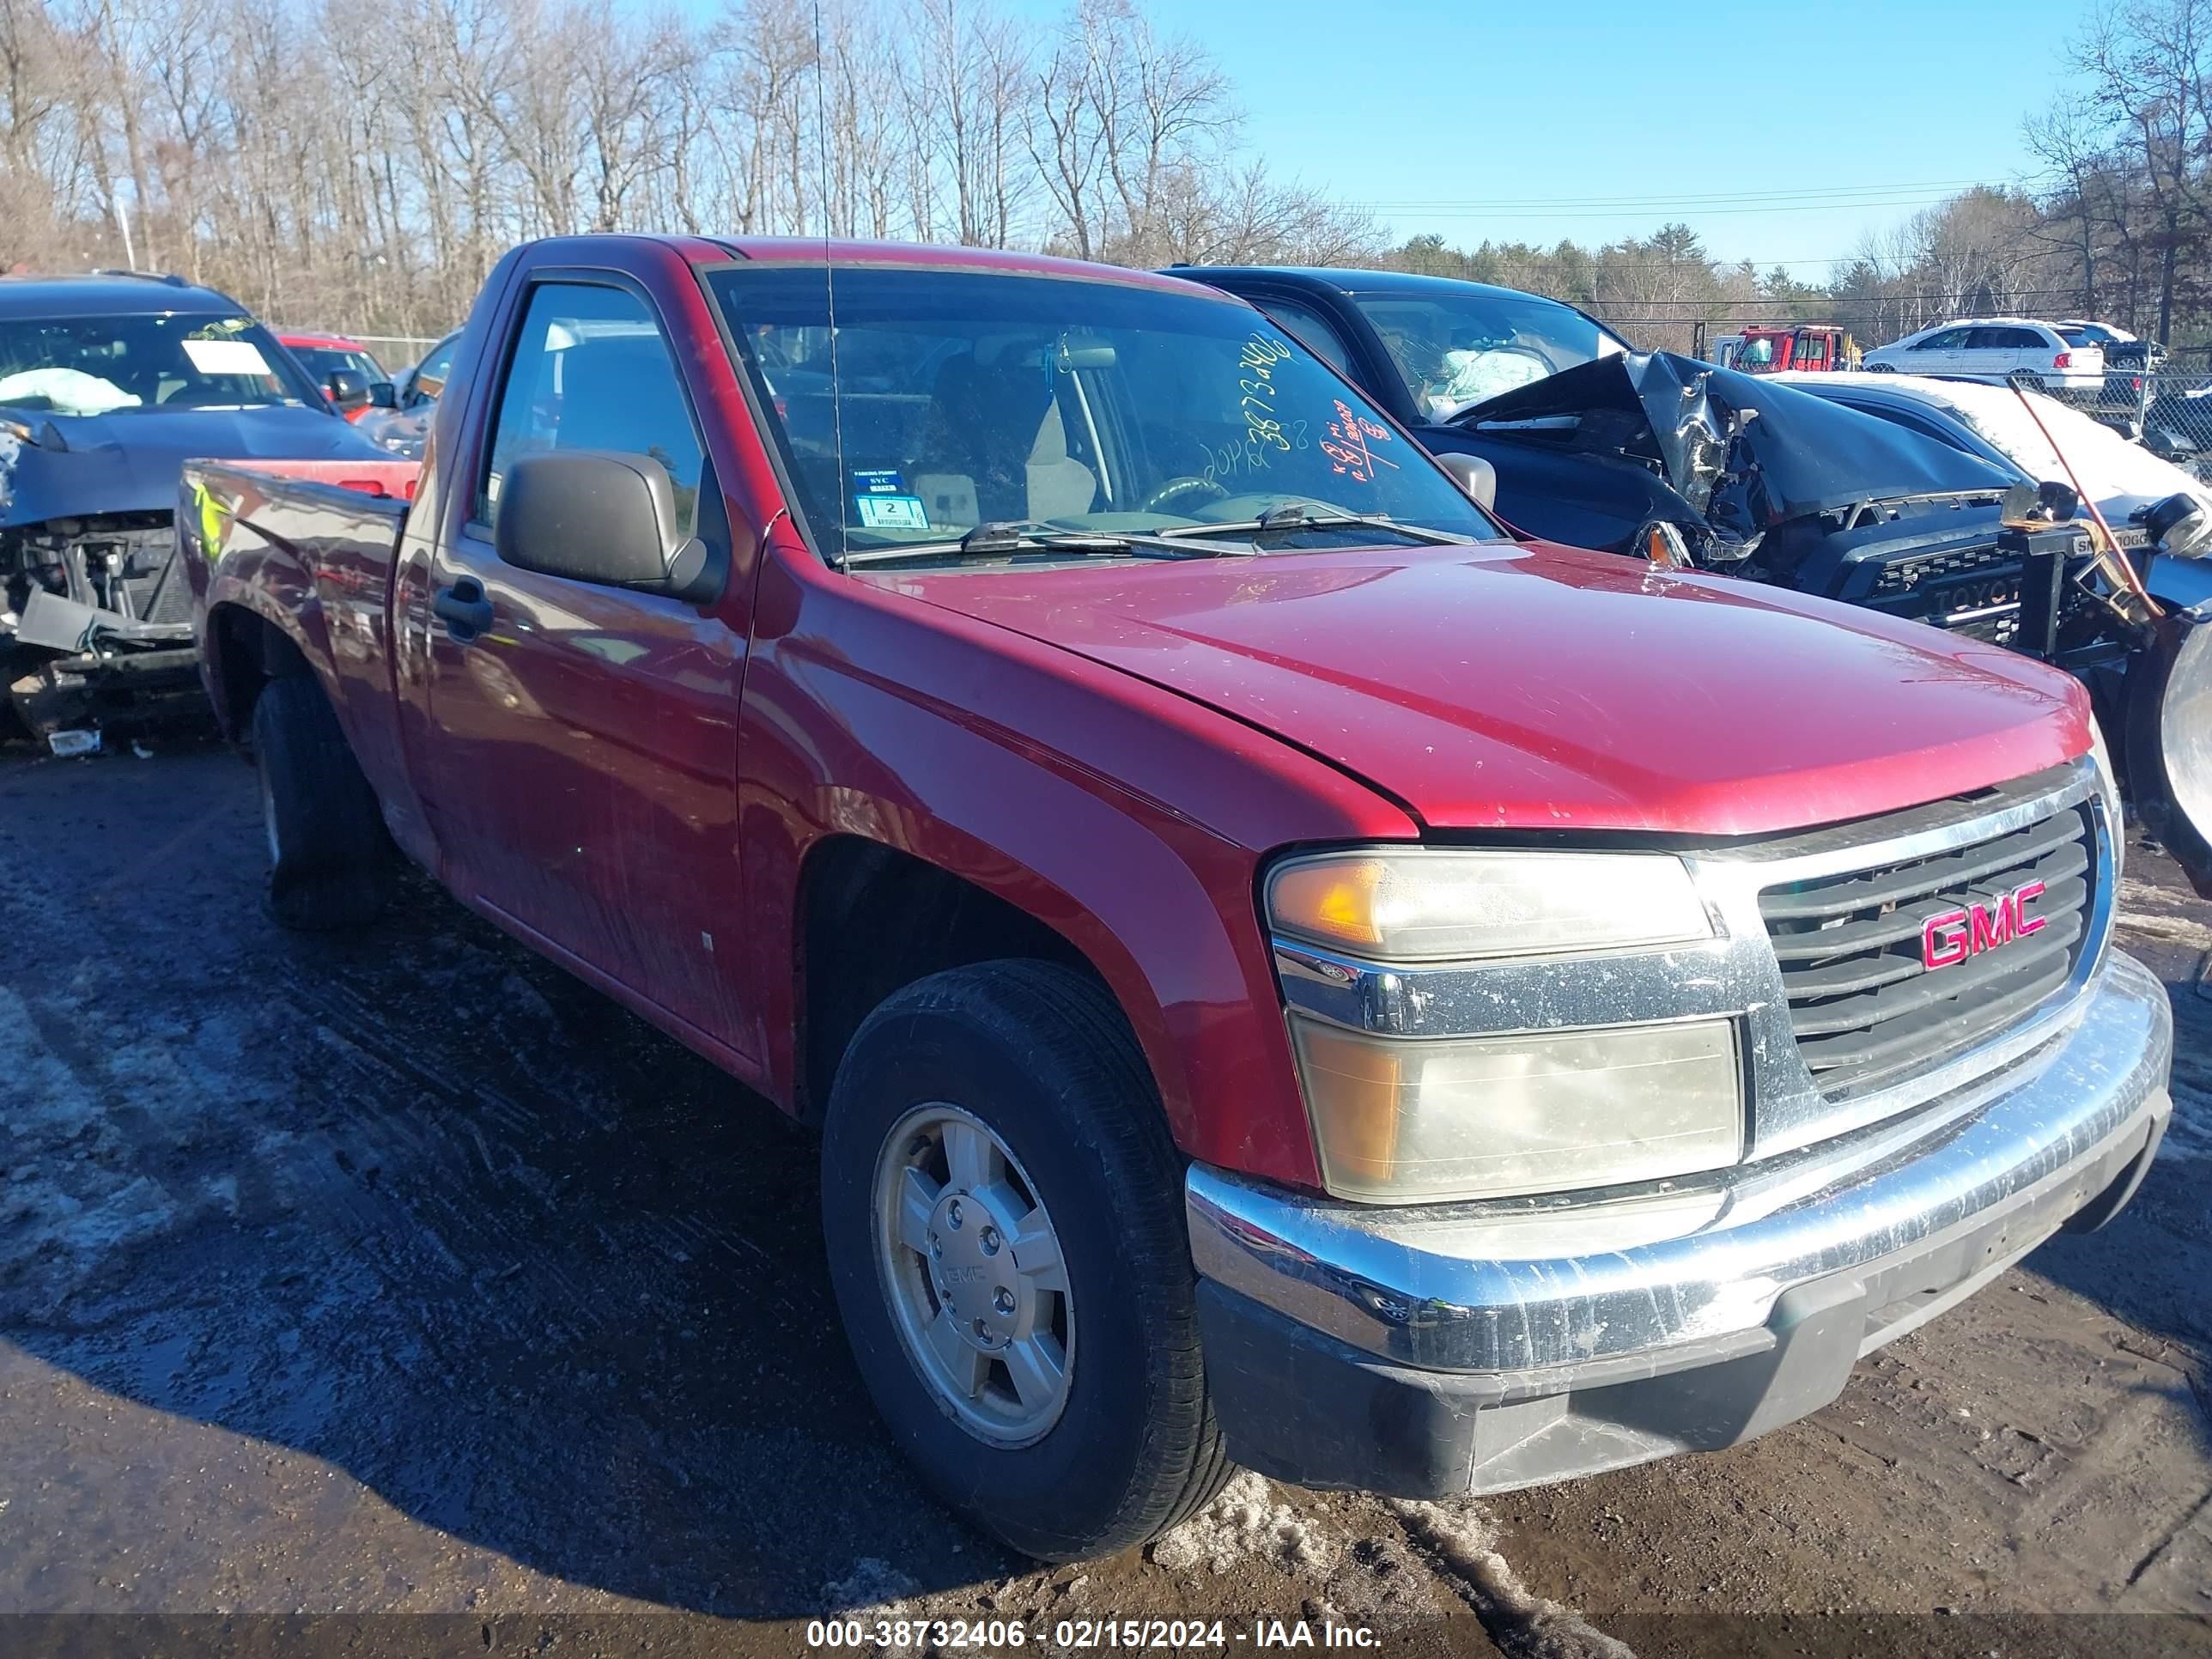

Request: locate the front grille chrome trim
(1272, 757), (2112, 1164)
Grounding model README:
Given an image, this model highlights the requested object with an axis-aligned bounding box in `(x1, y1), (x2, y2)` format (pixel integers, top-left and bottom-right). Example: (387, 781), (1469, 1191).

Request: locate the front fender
(790, 756), (1309, 1185)
(735, 549), (1419, 1192)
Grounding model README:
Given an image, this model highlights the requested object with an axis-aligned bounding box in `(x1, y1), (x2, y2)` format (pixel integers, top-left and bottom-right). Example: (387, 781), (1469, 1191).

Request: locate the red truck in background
(182, 234), (2172, 1562)
(277, 331), (391, 421)
(1726, 324), (1862, 372)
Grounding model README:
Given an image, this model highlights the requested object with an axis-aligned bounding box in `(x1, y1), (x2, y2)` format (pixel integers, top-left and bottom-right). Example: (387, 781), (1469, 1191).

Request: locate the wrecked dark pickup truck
(1186, 267), (2212, 893)
(0, 272), (391, 744)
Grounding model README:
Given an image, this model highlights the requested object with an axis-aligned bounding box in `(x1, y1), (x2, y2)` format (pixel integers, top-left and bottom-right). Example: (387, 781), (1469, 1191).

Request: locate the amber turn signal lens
(1267, 849), (1712, 963)
(1268, 859), (1389, 952)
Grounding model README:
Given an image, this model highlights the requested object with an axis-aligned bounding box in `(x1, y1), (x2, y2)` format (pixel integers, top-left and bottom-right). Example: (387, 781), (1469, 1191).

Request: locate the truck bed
(183, 458), (418, 569)
(182, 457), (424, 763)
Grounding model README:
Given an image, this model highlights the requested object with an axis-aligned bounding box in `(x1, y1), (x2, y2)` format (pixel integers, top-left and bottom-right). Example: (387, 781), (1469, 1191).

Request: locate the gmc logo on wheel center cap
(1922, 880), (2048, 969)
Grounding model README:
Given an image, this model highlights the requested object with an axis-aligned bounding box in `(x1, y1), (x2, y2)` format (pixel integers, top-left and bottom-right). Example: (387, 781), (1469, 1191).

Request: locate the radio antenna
(811, 3), (850, 571)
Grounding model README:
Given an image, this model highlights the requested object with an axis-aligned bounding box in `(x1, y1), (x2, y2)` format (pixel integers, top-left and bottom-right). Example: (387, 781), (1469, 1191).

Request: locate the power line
(1377, 195), (1990, 222)
(1347, 179), (2002, 211)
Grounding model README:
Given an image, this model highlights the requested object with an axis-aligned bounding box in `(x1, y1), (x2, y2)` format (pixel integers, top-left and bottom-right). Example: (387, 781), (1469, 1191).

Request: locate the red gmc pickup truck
(182, 234), (2172, 1562)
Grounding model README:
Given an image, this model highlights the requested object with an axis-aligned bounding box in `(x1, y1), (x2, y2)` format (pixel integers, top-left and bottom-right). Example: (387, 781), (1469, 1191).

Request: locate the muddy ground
(2, 740), (2209, 1659)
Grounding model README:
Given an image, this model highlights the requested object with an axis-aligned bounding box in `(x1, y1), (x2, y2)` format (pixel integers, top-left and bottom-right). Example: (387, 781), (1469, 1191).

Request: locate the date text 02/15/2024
(803, 1618), (1382, 1649)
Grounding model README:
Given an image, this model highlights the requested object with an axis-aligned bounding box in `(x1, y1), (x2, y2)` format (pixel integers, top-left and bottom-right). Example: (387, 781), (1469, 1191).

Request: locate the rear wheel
(821, 960), (1230, 1560)
(252, 672), (391, 931)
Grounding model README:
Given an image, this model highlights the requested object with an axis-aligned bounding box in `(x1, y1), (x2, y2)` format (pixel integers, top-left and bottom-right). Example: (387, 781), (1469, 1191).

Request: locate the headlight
(1290, 1014), (1743, 1204)
(1267, 848), (1738, 1203)
(1267, 849), (1712, 962)
(2088, 720), (2124, 878)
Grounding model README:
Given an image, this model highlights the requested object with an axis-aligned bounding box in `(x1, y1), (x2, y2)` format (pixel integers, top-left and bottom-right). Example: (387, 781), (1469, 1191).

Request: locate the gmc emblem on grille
(1923, 881), (2048, 969)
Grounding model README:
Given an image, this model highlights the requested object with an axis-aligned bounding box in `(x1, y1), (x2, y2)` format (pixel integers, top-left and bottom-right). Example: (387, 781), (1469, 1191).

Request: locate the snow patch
(2162, 1037), (2212, 1163)
(2117, 878), (2212, 950)
(1150, 1471), (1339, 1576)
(823, 1554), (918, 1613)
(0, 985), (184, 1309)
(2164, 1081), (2212, 1164)
(2119, 910), (2212, 950)
(1388, 1497), (1636, 1659)
(822, 1557), (922, 1656)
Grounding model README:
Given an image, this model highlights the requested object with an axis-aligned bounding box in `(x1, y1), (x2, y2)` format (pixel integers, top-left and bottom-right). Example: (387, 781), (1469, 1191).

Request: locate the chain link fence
(2038, 370), (2212, 483)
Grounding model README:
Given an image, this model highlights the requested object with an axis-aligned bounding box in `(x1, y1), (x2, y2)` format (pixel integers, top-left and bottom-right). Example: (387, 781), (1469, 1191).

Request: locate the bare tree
(2080, 0), (2212, 341)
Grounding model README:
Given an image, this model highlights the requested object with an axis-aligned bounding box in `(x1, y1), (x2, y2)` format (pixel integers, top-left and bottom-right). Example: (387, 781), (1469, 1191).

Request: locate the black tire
(821, 960), (1231, 1560)
(251, 672), (391, 931)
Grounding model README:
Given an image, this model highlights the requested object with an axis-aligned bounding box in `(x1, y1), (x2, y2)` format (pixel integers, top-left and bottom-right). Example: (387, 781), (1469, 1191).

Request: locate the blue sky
(1001, 0), (2093, 275)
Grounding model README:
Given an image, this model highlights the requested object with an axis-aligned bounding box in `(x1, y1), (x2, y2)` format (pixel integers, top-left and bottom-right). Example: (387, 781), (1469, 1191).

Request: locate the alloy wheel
(872, 1103), (1075, 1447)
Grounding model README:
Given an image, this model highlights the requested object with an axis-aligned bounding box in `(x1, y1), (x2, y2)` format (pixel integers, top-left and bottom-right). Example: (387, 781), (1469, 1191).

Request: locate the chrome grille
(1759, 786), (2098, 1099)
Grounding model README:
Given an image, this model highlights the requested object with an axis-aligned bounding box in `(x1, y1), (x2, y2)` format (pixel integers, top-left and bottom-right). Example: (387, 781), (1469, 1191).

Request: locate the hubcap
(872, 1103), (1074, 1447)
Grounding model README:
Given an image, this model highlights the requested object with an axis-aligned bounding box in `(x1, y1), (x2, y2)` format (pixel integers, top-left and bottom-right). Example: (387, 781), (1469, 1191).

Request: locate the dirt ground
(3, 739), (2209, 1659)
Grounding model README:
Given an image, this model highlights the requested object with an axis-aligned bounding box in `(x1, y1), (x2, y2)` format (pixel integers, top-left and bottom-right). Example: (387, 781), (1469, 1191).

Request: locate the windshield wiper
(1152, 502), (1477, 546)
(842, 520), (1254, 567)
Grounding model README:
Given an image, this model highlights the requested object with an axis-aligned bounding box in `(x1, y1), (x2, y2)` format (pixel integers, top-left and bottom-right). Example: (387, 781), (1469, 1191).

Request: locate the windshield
(291, 343), (387, 383)
(706, 266), (1504, 563)
(2059, 324), (2122, 347)
(1348, 289), (1629, 420)
(0, 312), (319, 415)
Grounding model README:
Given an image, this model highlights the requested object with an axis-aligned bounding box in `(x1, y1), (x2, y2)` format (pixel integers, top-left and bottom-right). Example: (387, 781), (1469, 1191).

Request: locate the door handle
(434, 577), (495, 642)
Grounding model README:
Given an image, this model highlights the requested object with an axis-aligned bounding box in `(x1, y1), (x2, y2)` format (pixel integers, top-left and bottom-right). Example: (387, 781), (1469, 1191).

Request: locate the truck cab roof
(1170, 266), (1547, 304)
(0, 272), (245, 317)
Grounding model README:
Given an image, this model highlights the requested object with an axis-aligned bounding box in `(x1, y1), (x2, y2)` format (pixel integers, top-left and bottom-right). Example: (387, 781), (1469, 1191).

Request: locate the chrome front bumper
(1187, 951), (2172, 1496)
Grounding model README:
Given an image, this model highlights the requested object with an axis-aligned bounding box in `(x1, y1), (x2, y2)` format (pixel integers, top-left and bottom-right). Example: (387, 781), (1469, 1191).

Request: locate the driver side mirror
(325, 368), (370, 413)
(2002, 481), (2081, 525)
(1435, 451), (1498, 512)
(367, 380), (398, 410)
(493, 449), (726, 605)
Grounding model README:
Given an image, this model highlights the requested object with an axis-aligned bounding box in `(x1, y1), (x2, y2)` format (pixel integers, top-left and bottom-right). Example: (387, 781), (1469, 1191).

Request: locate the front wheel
(821, 961), (1230, 1559)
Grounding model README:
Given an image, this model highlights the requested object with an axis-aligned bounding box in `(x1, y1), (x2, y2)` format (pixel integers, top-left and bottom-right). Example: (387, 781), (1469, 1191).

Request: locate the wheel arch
(793, 833), (1121, 1124)
(204, 597), (312, 741)
(783, 805), (1315, 1187)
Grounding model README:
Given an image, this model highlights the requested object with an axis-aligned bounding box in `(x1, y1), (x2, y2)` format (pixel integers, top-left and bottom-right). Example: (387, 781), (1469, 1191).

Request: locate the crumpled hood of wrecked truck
(0, 404), (384, 524)
(1453, 350), (2018, 536)
(882, 538), (2091, 836)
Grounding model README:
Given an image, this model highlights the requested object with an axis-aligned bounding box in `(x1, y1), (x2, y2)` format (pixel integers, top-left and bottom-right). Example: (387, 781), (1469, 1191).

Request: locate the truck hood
(0, 404), (383, 524)
(884, 540), (2088, 836)
(1451, 351), (2017, 544)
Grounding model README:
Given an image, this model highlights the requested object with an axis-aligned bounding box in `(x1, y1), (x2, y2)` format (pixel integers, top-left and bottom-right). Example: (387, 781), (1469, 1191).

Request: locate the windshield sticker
(853, 468), (908, 496)
(181, 337), (272, 377)
(1237, 333), (1295, 455)
(854, 494), (929, 531)
(1322, 400), (1398, 485)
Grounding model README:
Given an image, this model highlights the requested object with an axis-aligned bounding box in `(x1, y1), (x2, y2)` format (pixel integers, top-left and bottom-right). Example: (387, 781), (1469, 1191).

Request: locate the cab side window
(477, 282), (707, 535)
(1260, 297), (1355, 376)
(407, 334), (459, 406)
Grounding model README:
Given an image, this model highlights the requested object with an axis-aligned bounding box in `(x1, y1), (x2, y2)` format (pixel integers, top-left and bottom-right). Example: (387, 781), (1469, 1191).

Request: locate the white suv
(1862, 318), (2104, 390)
